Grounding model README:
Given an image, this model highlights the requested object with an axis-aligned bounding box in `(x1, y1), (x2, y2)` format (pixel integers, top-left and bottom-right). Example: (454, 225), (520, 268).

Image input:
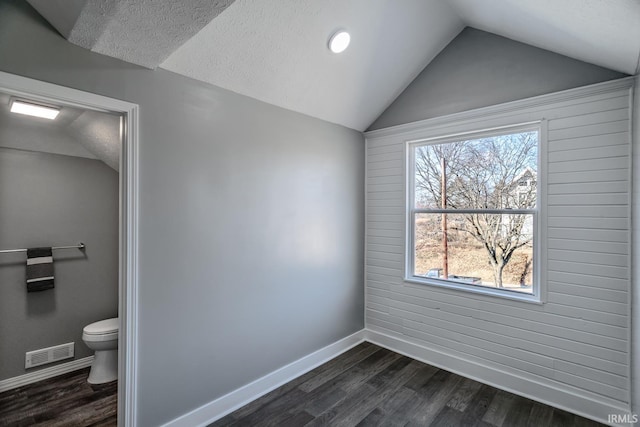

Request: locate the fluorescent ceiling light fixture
(10, 99), (60, 120)
(329, 30), (350, 53)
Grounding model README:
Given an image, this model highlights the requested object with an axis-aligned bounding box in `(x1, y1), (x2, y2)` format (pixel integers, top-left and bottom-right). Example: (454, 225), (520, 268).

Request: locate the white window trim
(405, 122), (545, 304)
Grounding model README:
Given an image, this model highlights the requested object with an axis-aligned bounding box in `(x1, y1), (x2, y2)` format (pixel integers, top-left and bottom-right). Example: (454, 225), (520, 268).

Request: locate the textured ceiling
(161, 0), (464, 131)
(27, 0), (640, 131)
(27, 0), (235, 68)
(68, 110), (121, 171)
(0, 93), (121, 170)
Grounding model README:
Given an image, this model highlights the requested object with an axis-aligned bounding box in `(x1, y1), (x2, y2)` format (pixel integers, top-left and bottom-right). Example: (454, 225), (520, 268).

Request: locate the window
(407, 125), (540, 301)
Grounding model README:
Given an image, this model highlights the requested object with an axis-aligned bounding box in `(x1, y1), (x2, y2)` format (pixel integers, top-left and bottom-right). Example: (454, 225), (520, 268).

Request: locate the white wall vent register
(25, 342), (74, 369)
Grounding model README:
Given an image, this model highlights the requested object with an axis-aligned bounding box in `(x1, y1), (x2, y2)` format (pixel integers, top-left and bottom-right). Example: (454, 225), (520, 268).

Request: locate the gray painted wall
(0, 1), (364, 425)
(0, 147), (119, 380)
(368, 27), (627, 131)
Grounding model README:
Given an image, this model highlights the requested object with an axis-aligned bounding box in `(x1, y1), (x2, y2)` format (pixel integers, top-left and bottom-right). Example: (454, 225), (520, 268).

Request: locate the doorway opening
(0, 71), (139, 426)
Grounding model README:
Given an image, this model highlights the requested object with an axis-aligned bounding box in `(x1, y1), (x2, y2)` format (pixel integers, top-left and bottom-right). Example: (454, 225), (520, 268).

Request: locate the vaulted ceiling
(0, 92), (121, 170)
(27, 0), (640, 131)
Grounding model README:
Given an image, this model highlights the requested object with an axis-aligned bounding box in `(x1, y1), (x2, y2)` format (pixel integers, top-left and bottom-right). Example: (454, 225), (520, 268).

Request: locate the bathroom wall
(0, 142), (119, 380)
(0, 1), (365, 425)
(0, 114), (99, 160)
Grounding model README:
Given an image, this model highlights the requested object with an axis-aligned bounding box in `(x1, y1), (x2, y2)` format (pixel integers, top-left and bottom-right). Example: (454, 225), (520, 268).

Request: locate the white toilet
(82, 318), (118, 384)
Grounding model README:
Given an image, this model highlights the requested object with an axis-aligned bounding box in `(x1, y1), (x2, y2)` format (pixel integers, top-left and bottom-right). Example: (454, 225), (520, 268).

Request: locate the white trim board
(0, 356), (94, 393)
(631, 74), (640, 417)
(162, 329), (367, 427)
(364, 329), (628, 427)
(0, 70), (140, 427)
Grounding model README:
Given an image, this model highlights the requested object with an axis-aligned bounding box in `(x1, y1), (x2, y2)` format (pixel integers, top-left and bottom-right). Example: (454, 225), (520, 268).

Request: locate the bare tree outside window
(411, 130), (538, 293)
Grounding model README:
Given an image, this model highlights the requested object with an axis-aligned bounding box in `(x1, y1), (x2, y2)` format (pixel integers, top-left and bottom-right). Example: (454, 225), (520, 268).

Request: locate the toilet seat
(83, 318), (118, 342)
(83, 318), (118, 335)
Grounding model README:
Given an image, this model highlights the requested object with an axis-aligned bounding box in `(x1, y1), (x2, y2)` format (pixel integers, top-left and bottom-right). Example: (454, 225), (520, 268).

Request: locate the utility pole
(441, 158), (448, 279)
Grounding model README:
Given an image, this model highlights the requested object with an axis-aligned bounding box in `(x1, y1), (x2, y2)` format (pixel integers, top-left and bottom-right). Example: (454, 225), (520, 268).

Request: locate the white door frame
(0, 70), (139, 426)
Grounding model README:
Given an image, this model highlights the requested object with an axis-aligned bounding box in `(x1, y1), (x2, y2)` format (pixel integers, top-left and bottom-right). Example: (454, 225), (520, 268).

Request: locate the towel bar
(0, 243), (85, 254)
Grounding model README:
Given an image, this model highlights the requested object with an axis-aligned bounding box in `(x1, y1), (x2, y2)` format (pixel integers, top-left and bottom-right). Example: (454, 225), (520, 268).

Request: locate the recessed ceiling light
(10, 99), (60, 120)
(329, 30), (350, 54)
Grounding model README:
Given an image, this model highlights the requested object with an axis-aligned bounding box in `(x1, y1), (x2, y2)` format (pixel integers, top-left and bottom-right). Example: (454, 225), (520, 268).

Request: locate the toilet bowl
(82, 318), (118, 384)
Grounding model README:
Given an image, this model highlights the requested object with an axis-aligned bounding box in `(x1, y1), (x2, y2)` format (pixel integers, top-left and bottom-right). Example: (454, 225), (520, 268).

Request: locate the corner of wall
(630, 74), (640, 416)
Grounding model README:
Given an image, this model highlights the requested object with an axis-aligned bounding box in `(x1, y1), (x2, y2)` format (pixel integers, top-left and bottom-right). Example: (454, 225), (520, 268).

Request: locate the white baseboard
(161, 327), (632, 427)
(364, 328), (629, 427)
(0, 356), (94, 393)
(162, 329), (367, 427)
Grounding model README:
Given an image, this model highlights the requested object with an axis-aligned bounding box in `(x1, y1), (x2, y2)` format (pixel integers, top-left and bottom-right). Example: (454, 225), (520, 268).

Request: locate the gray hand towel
(26, 247), (55, 292)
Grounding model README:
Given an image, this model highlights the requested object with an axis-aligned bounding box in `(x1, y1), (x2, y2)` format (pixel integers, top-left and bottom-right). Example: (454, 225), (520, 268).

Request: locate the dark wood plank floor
(0, 368), (116, 427)
(211, 342), (605, 427)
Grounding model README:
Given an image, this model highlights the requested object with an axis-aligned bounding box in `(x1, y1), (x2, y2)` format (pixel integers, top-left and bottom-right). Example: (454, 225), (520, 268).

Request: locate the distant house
(504, 166), (537, 236)
(507, 166), (537, 209)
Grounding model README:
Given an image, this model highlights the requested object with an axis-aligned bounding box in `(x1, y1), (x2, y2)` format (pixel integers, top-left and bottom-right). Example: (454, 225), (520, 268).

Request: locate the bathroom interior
(0, 92), (122, 423)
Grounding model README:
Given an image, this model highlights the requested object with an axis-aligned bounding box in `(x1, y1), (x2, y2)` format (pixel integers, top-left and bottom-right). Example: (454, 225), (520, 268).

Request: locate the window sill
(404, 276), (543, 305)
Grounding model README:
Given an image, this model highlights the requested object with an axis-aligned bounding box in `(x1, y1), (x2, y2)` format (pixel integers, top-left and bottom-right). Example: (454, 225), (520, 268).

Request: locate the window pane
(414, 131), (538, 210)
(414, 213), (534, 293)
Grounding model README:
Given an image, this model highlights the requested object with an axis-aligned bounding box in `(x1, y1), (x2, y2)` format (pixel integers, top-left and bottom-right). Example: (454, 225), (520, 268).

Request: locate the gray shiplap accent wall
(364, 79), (633, 420)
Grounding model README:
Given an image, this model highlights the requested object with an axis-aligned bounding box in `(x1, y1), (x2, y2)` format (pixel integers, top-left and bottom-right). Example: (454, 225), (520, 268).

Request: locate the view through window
(409, 127), (539, 296)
